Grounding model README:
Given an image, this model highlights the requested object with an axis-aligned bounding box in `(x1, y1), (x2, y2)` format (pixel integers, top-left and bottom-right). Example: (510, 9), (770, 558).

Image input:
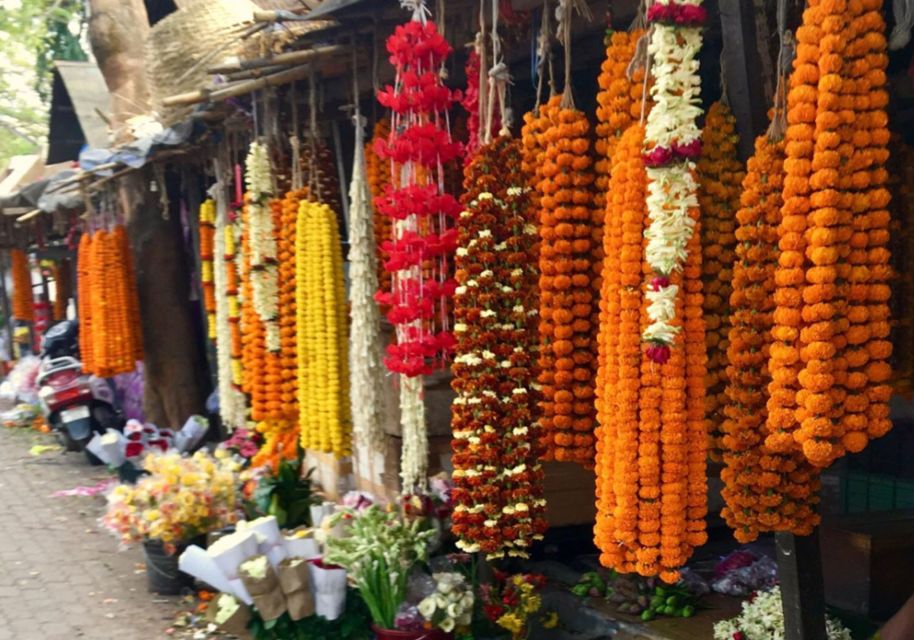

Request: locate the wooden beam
(776, 532), (828, 640)
(719, 0), (769, 160)
(163, 64), (316, 107)
(207, 44), (344, 75)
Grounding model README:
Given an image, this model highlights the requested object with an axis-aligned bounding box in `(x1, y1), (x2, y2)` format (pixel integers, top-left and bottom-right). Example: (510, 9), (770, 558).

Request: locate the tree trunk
(88, 0), (209, 426)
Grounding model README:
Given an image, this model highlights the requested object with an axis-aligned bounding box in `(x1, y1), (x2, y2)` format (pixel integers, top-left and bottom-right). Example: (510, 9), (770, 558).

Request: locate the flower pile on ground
(713, 586), (852, 640)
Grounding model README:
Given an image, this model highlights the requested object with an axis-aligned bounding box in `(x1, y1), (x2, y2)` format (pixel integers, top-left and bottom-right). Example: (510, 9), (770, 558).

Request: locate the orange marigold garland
(535, 103), (598, 465)
(366, 119), (393, 295)
(721, 131), (821, 542)
(451, 134), (547, 559)
(279, 188), (308, 419)
(77, 236), (94, 371)
(10, 249), (33, 322)
(697, 101), (745, 458)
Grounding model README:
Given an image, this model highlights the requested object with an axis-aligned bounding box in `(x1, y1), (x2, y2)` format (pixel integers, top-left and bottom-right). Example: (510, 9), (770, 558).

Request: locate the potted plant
(251, 453), (318, 528)
(324, 505), (436, 639)
(102, 449), (241, 594)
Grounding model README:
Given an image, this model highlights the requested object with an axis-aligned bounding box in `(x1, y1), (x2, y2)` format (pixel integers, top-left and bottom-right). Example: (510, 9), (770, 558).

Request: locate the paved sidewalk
(0, 428), (179, 639)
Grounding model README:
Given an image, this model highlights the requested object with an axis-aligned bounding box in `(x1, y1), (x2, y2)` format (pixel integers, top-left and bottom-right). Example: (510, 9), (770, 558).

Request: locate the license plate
(61, 406), (90, 422)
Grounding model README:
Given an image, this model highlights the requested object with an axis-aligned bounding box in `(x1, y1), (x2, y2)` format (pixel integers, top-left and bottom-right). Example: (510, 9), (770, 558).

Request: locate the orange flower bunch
(535, 105), (598, 465)
(81, 228), (143, 377)
(366, 119), (393, 294)
(279, 188), (308, 419)
(721, 134), (821, 541)
(77, 237), (94, 372)
(697, 102), (745, 459)
(10, 249), (33, 322)
(198, 200), (217, 341)
(251, 429), (298, 474)
(594, 29), (647, 207)
(52, 260), (70, 322)
(766, 0), (894, 468)
(594, 124), (707, 582)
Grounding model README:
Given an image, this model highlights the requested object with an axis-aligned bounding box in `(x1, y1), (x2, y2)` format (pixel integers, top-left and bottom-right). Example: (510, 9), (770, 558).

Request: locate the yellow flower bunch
(199, 199), (217, 341)
(296, 200), (352, 457)
(102, 450), (241, 553)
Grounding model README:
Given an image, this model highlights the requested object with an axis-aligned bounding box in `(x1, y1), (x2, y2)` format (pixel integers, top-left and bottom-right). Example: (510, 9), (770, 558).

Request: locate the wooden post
(718, 0), (769, 161)
(776, 531), (828, 640)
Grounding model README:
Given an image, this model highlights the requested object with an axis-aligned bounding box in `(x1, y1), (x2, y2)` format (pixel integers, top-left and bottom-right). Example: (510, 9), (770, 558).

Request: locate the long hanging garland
(199, 199), (217, 341)
(374, 6), (461, 491)
(245, 141), (281, 353)
(279, 187), (308, 420)
(697, 101), (745, 458)
(296, 199), (352, 457)
(77, 237), (94, 371)
(641, 0), (706, 362)
(348, 116), (386, 457)
(452, 135), (547, 558)
(766, 0), (894, 468)
(366, 119), (393, 298)
(10, 249), (33, 322)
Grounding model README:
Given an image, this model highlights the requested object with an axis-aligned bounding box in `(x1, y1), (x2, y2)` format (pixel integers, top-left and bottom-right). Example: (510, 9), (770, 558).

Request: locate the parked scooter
(36, 321), (122, 462)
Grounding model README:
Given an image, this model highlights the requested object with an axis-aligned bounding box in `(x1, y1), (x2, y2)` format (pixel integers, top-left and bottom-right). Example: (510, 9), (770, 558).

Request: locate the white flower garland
(713, 587), (852, 640)
(642, 1), (704, 353)
(400, 375), (428, 493)
(244, 141), (280, 352)
(212, 188), (247, 431)
(346, 116), (386, 458)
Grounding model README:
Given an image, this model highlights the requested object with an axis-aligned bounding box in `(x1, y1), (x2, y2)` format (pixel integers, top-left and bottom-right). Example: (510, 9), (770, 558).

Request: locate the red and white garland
(375, 4), (461, 491)
(641, 0), (706, 363)
(245, 141), (280, 352)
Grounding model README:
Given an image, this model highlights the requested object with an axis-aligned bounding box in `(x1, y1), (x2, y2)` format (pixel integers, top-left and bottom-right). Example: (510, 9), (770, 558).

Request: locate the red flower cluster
(646, 2), (707, 26)
(451, 135), (547, 558)
(642, 140), (703, 167)
(375, 16), (460, 377)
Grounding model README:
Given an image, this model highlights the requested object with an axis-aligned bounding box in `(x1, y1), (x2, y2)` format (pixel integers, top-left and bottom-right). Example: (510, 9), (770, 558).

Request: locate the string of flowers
(721, 130), (821, 542)
(348, 116), (386, 457)
(366, 119), (393, 298)
(296, 199), (352, 458)
(641, 0), (706, 363)
(244, 141), (280, 352)
(198, 199), (217, 342)
(225, 212), (245, 415)
(451, 134), (548, 559)
(594, 123), (707, 582)
(697, 101), (745, 459)
(10, 249), (33, 322)
(77, 236), (94, 372)
(374, 7), (461, 491)
(279, 187), (308, 420)
(213, 186), (247, 431)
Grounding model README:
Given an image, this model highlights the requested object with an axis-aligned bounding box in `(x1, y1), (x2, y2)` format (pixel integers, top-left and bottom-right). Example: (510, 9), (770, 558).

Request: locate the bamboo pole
(163, 64), (318, 107)
(206, 43), (343, 75)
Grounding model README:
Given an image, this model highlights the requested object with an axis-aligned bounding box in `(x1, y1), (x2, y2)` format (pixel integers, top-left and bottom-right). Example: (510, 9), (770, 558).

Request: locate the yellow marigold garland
(296, 199), (351, 457)
(199, 199), (217, 341)
(697, 101), (745, 459)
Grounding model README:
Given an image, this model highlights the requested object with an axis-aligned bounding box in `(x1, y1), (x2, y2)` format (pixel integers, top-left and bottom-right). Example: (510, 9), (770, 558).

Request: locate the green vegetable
(681, 605), (695, 618)
(666, 595), (680, 608)
(641, 610), (655, 622)
(571, 584), (590, 597)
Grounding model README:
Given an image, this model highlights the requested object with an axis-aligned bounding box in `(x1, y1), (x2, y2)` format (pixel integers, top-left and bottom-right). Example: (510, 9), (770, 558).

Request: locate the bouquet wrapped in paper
(284, 528), (320, 559)
(238, 516), (288, 567)
(87, 430), (127, 466)
(239, 555), (287, 622)
(207, 593), (252, 637)
(279, 557), (315, 621)
(309, 558), (347, 621)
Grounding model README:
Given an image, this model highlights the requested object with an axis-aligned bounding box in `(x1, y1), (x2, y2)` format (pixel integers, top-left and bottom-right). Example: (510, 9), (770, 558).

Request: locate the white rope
(890, 0), (914, 50)
(400, 0), (431, 23)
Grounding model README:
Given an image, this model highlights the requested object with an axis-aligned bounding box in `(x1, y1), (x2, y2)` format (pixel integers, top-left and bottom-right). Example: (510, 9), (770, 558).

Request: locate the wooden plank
(776, 531), (828, 640)
(718, 0), (769, 161)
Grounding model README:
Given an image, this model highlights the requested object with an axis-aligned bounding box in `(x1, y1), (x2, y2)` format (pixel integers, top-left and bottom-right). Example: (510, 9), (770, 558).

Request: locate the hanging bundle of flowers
(451, 134), (548, 558)
(594, 124), (707, 582)
(641, 0), (706, 363)
(198, 199), (217, 341)
(244, 141), (280, 353)
(10, 249), (33, 322)
(225, 215), (245, 407)
(348, 119), (386, 456)
(366, 119), (393, 296)
(720, 129), (820, 542)
(697, 101), (745, 457)
(374, 7), (461, 491)
(77, 236), (94, 371)
(213, 188), (247, 432)
(279, 187), (308, 419)
(766, 0), (894, 468)
(296, 199), (352, 457)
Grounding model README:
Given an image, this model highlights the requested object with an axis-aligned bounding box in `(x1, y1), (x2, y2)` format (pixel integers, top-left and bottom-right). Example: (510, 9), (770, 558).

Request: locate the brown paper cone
(278, 558), (311, 595)
(286, 589), (316, 621)
(239, 556), (281, 596)
(206, 597), (252, 637)
(251, 588), (287, 622)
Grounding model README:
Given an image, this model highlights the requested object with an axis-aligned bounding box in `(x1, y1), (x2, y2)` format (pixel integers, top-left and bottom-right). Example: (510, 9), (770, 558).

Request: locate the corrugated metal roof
(54, 61), (109, 149)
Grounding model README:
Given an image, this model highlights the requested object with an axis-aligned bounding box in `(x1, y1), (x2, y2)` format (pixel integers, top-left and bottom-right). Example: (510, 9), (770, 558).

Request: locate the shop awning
(46, 61), (110, 164)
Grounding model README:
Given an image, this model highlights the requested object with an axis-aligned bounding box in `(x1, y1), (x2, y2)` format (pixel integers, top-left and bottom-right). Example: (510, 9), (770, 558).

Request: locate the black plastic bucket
(143, 540), (195, 595)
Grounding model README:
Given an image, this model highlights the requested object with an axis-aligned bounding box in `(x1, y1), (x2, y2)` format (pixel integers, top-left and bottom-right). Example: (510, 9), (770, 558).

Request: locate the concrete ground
(0, 427), (182, 640)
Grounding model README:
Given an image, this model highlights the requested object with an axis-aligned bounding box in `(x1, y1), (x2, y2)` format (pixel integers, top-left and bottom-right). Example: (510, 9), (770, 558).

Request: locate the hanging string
(308, 72), (319, 198)
(766, 29), (795, 142)
(558, 0), (574, 109)
(487, 0), (512, 136)
(290, 81), (302, 191)
(437, 0), (446, 38)
(477, 0), (489, 147)
(534, 0), (552, 108)
(719, 50), (730, 108)
(400, 0), (431, 23)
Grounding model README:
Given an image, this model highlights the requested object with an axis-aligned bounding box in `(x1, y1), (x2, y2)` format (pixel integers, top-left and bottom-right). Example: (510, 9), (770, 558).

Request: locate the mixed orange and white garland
(199, 199), (217, 341)
(244, 141), (280, 352)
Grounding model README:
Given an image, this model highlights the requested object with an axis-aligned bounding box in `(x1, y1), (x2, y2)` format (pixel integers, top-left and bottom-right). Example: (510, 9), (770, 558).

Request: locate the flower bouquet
(324, 505), (435, 635)
(713, 587), (852, 640)
(478, 571), (546, 640)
